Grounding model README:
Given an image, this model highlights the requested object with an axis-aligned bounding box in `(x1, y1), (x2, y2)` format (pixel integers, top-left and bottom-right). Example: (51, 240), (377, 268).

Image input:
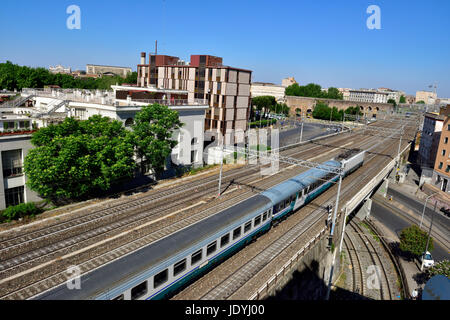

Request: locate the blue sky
(1, 0), (449, 96)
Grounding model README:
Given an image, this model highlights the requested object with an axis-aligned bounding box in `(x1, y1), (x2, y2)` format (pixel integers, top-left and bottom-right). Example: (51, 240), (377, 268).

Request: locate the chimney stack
(140, 52), (146, 65)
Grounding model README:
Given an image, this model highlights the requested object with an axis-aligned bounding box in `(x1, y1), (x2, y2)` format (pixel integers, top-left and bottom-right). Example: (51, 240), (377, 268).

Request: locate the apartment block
(137, 53), (252, 143)
(432, 105), (450, 192)
(418, 112), (445, 168)
(86, 64), (132, 77)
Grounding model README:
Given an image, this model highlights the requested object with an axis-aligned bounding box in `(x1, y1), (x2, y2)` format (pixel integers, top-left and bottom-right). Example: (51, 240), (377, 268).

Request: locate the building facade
(0, 134), (42, 210)
(418, 112), (445, 168)
(416, 91), (437, 104)
(137, 53), (252, 143)
(281, 77), (297, 88)
(344, 89), (389, 104)
(86, 64), (132, 77)
(250, 82), (285, 102)
(49, 65), (72, 74)
(432, 105), (450, 192)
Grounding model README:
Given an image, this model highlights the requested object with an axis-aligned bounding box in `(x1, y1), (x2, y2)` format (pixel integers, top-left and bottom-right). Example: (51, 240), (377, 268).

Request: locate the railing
(22, 88), (116, 106)
(127, 99), (208, 106)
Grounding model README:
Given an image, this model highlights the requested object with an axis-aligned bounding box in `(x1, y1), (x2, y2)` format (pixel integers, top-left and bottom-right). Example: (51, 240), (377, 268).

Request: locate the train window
(244, 221), (252, 233)
(153, 269), (168, 289)
(173, 258), (187, 277)
(191, 249), (203, 265)
(220, 233), (230, 247)
(254, 215), (261, 226)
(207, 241), (217, 256)
(233, 226), (241, 240)
(131, 281), (148, 300)
(262, 212), (267, 221)
(112, 294), (124, 300)
(291, 195), (296, 203)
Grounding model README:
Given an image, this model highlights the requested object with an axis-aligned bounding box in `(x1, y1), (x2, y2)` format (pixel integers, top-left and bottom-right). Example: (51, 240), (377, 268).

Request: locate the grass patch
(360, 222), (380, 243)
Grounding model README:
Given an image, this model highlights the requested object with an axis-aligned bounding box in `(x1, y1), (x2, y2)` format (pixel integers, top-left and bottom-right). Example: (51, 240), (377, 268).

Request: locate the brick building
(137, 53), (252, 143)
(431, 105), (450, 192)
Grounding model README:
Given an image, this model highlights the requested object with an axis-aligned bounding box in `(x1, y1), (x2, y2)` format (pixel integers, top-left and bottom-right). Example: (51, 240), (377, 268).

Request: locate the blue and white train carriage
(36, 149), (365, 300)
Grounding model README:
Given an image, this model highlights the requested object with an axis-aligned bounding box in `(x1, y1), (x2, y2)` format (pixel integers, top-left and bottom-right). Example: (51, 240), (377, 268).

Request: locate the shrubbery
(1, 202), (43, 222)
(249, 119), (277, 128)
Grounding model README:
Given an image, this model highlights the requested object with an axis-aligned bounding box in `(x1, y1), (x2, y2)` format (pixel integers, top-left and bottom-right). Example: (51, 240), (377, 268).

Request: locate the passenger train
(36, 149), (365, 300)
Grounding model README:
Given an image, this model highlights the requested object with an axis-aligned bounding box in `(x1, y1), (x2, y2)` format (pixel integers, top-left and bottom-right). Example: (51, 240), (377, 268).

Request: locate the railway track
(0, 120), (416, 299)
(174, 122), (415, 300)
(343, 221), (400, 300)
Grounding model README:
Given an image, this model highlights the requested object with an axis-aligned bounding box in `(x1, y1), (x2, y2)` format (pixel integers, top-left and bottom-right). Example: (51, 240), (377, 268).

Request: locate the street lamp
(420, 192), (439, 229)
(420, 200), (436, 271)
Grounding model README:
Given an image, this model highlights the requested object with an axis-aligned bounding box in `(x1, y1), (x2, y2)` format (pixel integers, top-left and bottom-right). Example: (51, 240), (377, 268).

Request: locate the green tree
(131, 104), (183, 177)
(388, 98), (397, 107)
(24, 116), (136, 203)
(326, 87), (343, 100)
(312, 102), (331, 120)
(399, 95), (406, 104)
(399, 225), (433, 258)
(417, 100), (425, 104)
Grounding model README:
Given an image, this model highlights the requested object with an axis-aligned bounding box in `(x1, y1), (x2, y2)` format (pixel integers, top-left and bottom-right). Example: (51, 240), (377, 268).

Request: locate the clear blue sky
(1, 0), (449, 96)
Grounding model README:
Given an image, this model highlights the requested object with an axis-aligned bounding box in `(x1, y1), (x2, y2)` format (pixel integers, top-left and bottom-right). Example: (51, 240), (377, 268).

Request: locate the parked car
(420, 251), (435, 268)
(440, 207), (450, 217)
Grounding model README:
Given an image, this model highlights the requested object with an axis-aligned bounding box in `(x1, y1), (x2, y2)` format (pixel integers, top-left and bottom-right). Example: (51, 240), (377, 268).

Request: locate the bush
(399, 224), (433, 258)
(2, 202), (43, 222)
(426, 260), (450, 279)
(249, 119), (277, 128)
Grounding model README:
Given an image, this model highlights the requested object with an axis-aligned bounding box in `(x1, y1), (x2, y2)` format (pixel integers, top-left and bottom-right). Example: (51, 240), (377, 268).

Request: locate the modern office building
(137, 53), (252, 143)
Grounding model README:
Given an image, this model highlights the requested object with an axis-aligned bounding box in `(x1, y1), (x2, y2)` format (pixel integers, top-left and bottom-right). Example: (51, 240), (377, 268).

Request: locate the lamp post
(420, 201), (436, 271)
(218, 134), (224, 197)
(299, 121), (304, 143)
(420, 192), (439, 229)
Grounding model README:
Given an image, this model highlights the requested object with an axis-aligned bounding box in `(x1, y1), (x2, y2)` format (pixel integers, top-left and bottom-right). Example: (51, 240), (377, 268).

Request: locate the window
(233, 226), (241, 240)
(3, 121), (15, 130)
(153, 269), (168, 289)
(254, 215), (261, 227)
(207, 241), (217, 256)
(445, 137), (449, 144)
(446, 165), (450, 173)
(173, 259), (186, 277)
(262, 212), (267, 222)
(112, 294), (124, 300)
(131, 281), (147, 300)
(5, 186), (24, 208)
(220, 233), (230, 247)
(191, 249), (202, 265)
(448, 124), (450, 131)
(244, 221), (252, 233)
(439, 162), (443, 169)
(2, 149), (23, 178)
(442, 149), (446, 156)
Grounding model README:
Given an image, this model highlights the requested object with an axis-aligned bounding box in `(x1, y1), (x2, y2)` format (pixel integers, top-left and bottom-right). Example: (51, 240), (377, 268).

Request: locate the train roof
(261, 160), (340, 204)
(35, 194), (272, 300)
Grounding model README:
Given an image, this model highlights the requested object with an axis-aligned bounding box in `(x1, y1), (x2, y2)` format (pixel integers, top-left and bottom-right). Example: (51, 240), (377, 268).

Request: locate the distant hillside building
(49, 65), (71, 74)
(250, 82), (285, 102)
(416, 91), (437, 104)
(282, 77), (297, 87)
(86, 64), (132, 77)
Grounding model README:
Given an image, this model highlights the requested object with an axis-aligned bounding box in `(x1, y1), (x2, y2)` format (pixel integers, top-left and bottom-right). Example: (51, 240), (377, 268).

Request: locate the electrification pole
(421, 201), (436, 271)
(218, 134), (224, 197)
(325, 166), (344, 301)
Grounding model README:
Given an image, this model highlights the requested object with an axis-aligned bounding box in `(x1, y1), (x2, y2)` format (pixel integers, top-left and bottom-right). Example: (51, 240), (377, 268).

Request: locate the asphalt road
(371, 199), (449, 262)
(270, 123), (341, 147)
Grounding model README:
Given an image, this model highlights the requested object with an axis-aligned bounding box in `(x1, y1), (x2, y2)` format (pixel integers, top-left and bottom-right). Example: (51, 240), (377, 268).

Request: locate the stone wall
(286, 96), (395, 118)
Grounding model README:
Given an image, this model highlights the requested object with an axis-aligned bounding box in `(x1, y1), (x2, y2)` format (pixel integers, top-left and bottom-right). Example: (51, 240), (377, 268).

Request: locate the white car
(421, 251), (435, 268)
